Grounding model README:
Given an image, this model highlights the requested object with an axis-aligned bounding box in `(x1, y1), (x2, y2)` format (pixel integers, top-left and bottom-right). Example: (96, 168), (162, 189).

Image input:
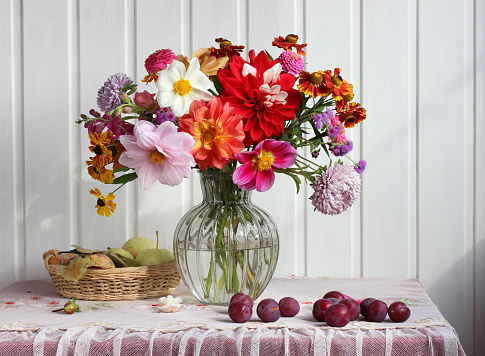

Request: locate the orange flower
(178, 97), (245, 171)
(89, 188), (116, 217)
(323, 68), (354, 111)
(88, 131), (113, 168)
(110, 142), (126, 170)
(337, 102), (367, 128)
(86, 159), (114, 183)
(297, 70), (332, 98)
(177, 48), (229, 76)
(272, 34), (308, 55)
(209, 38), (244, 59)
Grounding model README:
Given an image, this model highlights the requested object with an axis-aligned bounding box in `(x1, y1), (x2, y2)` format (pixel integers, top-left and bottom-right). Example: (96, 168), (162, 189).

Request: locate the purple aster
(354, 159), (367, 174)
(97, 73), (132, 113)
(328, 123), (343, 138)
(312, 113), (323, 130)
(331, 140), (353, 157)
(278, 51), (305, 75)
(321, 108), (334, 126)
(310, 163), (361, 215)
(155, 109), (176, 125)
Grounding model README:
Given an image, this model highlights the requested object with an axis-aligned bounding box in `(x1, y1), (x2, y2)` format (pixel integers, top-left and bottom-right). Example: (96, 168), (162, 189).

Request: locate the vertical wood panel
(305, 0), (362, 278)
(475, 0), (484, 354)
(0, 0), (22, 288)
(79, 0), (131, 250)
(248, 0), (306, 278)
(361, 0), (417, 278)
(418, 0), (474, 353)
(23, 0), (71, 279)
(134, 0), (191, 250)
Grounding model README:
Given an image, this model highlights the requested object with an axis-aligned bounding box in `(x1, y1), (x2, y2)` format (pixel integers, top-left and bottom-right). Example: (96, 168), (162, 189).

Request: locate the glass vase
(173, 170), (279, 306)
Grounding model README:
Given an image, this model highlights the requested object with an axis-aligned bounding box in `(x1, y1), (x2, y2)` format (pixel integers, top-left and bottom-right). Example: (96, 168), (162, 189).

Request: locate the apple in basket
(135, 232), (175, 266)
(121, 236), (157, 259)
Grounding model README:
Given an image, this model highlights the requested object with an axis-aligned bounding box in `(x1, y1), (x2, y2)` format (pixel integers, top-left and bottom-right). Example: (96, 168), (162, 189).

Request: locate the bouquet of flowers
(78, 35), (367, 218)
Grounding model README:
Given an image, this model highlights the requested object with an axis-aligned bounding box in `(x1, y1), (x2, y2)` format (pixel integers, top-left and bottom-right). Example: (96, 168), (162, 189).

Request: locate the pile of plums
(313, 291), (411, 327)
(227, 290), (411, 327)
(228, 293), (300, 323)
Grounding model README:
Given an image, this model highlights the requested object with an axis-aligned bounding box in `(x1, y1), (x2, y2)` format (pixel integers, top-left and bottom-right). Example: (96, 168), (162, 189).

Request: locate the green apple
(134, 231), (175, 266)
(122, 237), (156, 259)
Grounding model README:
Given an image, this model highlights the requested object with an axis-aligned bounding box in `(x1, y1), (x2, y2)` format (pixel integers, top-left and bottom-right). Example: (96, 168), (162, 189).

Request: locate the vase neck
(199, 171), (251, 204)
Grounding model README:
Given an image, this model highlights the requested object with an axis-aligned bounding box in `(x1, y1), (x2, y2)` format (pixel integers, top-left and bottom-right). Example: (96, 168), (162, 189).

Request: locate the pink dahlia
(278, 51), (305, 75)
(310, 163), (361, 215)
(145, 49), (177, 74)
(118, 120), (195, 189)
(233, 139), (297, 192)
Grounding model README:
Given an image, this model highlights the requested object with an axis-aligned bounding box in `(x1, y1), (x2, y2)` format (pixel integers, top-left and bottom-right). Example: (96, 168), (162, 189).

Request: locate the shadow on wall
(425, 241), (481, 356)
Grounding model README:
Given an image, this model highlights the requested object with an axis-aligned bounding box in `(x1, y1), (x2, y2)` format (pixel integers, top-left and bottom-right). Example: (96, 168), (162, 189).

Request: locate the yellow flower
(89, 188), (116, 217)
(88, 131), (113, 168)
(86, 159), (114, 183)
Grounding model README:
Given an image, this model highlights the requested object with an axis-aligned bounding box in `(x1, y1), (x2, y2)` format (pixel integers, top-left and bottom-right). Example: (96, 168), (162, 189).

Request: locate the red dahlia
(217, 50), (301, 146)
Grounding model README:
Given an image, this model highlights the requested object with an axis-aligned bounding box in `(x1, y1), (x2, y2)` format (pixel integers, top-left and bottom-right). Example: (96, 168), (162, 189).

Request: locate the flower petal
(233, 162), (257, 186)
(255, 169), (275, 192)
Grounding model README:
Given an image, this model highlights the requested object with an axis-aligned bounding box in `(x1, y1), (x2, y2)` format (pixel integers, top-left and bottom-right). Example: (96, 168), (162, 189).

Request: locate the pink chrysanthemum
(278, 51), (305, 75)
(145, 49), (177, 74)
(310, 163), (361, 215)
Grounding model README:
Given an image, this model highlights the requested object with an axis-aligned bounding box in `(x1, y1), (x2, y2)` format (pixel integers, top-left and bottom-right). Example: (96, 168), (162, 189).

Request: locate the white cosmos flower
(156, 57), (214, 117)
(158, 295), (183, 313)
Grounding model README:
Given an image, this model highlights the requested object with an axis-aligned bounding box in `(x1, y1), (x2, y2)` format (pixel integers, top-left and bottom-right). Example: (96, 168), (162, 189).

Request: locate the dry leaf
(59, 256), (90, 282)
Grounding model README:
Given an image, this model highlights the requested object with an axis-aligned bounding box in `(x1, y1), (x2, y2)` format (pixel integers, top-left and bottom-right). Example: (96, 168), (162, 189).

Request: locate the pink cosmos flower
(310, 163), (361, 215)
(233, 139), (297, 192)
(119, 120), (196, 189)
(145, 49), (177, 74)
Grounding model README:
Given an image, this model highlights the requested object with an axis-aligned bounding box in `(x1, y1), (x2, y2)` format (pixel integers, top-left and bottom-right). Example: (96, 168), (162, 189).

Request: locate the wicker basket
(44, 250), (181, 301)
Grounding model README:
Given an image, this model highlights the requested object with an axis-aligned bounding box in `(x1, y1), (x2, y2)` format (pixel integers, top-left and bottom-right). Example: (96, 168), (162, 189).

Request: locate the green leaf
(211, 75), (224, 94)
(112, 172), (138, 185)
(113, 167), (130, 173)
(264, 50), (274, 61)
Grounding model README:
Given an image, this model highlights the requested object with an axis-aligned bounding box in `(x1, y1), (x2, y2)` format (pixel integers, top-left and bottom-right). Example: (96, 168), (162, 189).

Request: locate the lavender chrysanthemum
(310, 163), (361, 215)
(97, 73), (132, 113)
(354, 159), (367, 174)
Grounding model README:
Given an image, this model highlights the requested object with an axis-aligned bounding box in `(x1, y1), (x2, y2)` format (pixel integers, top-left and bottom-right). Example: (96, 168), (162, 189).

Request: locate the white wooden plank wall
(0, 0), (481, 354)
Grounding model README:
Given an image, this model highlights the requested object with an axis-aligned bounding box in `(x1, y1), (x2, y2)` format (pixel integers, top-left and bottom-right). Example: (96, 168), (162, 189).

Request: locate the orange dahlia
(272, 34), (308, 55)
(323, 68), (354, 111)
(178, 97), (245, 171)
(337, 102), (367, 128)
(297, 70), (332, 98)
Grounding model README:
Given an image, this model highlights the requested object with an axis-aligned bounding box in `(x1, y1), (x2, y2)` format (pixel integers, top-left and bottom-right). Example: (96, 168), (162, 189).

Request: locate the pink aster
(233, 139), (297, 192)
(279, 51), (305, 75)
(145, 49), (177, 74)
(310, 163), (361, 215)
(118, 120), (196, 189)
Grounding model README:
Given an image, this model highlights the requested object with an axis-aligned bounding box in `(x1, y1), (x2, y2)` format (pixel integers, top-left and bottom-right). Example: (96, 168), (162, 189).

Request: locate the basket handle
(43, 250), (60, 269)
